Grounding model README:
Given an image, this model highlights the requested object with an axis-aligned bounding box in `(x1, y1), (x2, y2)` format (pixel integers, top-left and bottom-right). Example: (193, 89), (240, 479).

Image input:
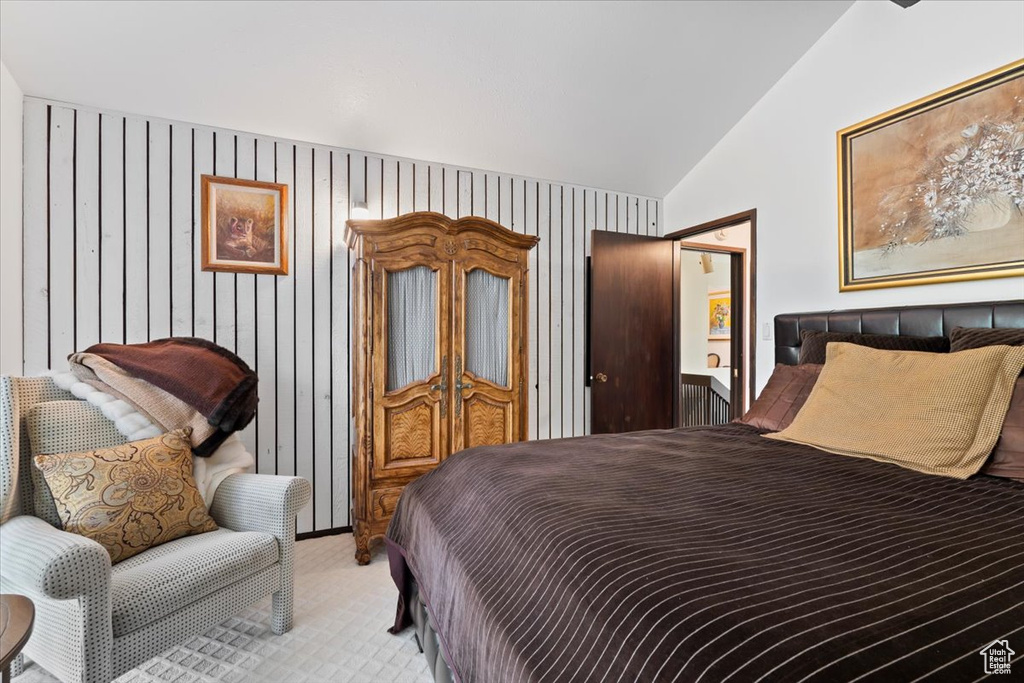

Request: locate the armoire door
(371, 256), (451, 475)
(451, 257), (524, 452)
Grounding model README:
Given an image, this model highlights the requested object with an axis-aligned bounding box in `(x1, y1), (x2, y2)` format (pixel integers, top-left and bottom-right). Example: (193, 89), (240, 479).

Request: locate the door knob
(594, 373), (608, 383)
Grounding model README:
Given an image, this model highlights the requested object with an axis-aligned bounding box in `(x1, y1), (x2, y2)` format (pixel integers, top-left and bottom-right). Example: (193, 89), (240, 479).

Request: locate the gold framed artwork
(708, 290), (731, 341)
(201, 175), (288, 275)
(837, 59), (1024, 291)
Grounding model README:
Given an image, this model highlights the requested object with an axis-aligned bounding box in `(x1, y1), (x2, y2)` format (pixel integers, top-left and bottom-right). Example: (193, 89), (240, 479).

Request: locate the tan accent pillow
(738, 364), (822, 432)
(766, 343), (1024, 479)
(34, 429), (218, 563)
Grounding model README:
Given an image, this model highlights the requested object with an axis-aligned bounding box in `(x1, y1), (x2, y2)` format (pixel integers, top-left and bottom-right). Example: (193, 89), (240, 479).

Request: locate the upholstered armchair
(0, 376), (311, 683)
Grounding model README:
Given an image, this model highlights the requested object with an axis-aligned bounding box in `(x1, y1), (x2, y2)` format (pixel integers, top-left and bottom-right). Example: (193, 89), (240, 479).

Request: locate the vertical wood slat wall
(21, 98), (661, 533)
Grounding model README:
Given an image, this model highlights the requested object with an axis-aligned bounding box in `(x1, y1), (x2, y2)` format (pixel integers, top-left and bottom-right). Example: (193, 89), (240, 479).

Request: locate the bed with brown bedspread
(387, 423), (1024, 682)
(386, 301), (1024, 682)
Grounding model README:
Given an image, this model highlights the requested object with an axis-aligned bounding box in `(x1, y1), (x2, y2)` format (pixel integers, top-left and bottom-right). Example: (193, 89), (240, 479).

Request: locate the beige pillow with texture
(766, 342), (1024, 479)
(34, 428), (218, 563)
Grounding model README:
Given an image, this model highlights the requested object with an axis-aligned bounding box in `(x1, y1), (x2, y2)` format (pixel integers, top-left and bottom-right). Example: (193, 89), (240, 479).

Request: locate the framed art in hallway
(837, 59), (1024, 291)
(708, 290), (731, 340)
(201, 175), (289, 275)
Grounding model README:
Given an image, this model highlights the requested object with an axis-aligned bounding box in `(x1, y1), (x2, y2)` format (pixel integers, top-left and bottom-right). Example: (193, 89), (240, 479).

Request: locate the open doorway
(586, 210), (756, 434)
(677, 248), (741, 424)
(665, 210), (756, 425)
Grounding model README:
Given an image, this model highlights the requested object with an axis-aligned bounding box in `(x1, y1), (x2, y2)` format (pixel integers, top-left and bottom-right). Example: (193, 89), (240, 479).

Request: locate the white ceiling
(0, 0), (852, 197)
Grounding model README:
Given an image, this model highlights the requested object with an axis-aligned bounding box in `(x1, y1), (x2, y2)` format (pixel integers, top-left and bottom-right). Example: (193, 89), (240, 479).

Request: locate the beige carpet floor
(15, 535), (432, 683)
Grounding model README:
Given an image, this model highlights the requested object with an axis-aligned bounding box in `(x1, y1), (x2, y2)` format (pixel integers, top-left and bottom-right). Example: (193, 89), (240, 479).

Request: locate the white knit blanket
(47, 370), (253, 504)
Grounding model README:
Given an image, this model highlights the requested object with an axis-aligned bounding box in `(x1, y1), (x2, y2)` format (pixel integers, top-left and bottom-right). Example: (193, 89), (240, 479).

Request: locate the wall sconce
(351, 200), (370, 219)
(713, 229), (727, 241)
(700, 253), (714, 274)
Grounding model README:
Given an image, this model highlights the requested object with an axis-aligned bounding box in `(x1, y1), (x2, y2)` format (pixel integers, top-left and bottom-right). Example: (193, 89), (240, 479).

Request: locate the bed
(385, 301), (1024, 683)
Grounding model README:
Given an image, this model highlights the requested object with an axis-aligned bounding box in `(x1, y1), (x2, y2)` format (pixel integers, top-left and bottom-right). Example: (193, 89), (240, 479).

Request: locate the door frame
(664, 209), (757, 418)
(676, 242), (746, 418)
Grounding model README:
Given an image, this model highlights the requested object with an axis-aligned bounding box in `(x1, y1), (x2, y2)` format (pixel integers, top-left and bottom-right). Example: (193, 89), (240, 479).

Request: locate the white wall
(21, 97), (660, 533)
(0, 62), (23, 376)
(679, 251), (731, 389)
(663, 0), (1024, 395)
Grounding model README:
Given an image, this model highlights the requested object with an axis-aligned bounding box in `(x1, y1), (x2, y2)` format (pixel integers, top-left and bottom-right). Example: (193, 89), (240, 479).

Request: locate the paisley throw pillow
(33, 428), (218, 563)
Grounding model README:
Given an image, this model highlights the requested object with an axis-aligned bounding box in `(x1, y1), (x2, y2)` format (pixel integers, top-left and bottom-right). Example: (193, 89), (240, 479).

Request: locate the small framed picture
(201, 175), (288, 275)
(708, 290), (731, 341)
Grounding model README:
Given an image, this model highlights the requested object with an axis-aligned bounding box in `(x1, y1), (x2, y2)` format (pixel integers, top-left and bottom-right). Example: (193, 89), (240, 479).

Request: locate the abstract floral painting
(838, 60), (1023, 290)
(708, 291), (731, 340)
(202, 175), (289, 275)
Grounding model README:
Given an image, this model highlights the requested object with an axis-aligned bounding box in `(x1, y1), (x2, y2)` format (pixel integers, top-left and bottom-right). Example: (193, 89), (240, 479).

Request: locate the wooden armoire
(346, 212), (538, 564)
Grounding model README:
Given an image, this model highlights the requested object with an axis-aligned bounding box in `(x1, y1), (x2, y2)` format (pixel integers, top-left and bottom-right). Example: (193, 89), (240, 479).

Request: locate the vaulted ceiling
(0, 0), (852, 197)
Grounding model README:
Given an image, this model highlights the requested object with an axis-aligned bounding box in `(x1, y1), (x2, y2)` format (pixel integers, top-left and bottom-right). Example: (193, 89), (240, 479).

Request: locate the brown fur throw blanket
(69, 338), (258, 456)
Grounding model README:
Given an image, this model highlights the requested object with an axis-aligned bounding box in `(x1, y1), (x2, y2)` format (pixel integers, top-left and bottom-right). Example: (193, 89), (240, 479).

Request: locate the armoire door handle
(430, 356), (449, 417)
(454, 355), (473, 417)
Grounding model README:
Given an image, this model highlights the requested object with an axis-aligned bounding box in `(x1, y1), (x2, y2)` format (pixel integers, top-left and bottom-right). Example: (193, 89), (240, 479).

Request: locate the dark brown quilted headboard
(775, 300), (1024, 366)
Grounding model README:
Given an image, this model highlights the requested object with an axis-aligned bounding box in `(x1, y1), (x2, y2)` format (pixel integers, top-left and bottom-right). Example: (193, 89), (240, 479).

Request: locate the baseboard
(296, 525), (352, 541)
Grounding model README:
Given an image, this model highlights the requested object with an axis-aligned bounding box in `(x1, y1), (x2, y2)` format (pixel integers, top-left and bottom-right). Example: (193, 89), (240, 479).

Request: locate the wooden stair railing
(679, 373), (731, 427)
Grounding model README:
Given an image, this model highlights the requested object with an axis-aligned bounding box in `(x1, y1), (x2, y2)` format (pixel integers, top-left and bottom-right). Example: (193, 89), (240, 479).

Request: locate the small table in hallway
(1, 594), (34, 683)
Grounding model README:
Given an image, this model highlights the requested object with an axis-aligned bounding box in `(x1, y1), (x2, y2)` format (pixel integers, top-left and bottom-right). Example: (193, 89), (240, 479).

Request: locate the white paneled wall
(21, 98), (660, 533)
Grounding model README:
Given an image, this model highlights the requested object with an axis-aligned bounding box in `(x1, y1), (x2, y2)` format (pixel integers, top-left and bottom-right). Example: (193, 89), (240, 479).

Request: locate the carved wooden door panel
(450, 254), (524, 453)
(371, 254), (450, 476)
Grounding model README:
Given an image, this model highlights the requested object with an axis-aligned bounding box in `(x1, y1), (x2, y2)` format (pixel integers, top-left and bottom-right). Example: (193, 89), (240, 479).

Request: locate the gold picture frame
(201, 175), (289, 275)
(837, 59), (1024, 291)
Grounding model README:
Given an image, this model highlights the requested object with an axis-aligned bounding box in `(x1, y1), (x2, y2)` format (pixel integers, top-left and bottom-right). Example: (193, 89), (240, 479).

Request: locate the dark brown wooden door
(590, 231), (676, 434)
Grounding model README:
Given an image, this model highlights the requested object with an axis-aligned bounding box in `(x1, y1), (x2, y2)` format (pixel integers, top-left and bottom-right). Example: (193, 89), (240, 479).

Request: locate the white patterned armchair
(0, 376), (311, 683)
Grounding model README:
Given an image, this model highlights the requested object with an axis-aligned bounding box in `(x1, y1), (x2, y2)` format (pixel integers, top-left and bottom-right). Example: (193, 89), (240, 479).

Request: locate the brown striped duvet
(386, 424), (1024, 682)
